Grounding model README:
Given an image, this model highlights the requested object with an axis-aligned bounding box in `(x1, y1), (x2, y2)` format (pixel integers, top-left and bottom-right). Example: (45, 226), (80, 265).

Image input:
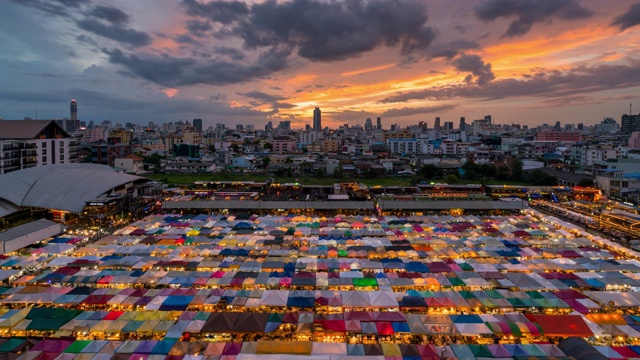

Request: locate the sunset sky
(1, 0), (640, 129)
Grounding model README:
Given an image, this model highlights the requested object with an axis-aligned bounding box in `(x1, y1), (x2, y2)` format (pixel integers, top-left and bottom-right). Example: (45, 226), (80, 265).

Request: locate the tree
(315, 168), (325, 178)
(263, 142), (273, 150)
(262, 156), (271, 167)
(444, 174), (459, 184)
(496, 165), (510, 181)
(464, 169), (479, 181)
(231, 144), (240, 153)
(524, 169), (558, 186)
(511, 159), (524, 182)
(478, 164), (497, 179)
(577, 178), (594, 187)
(333, 164), (345, 179)
(418, 164), (442, 180)
(299, 161), (314, 174)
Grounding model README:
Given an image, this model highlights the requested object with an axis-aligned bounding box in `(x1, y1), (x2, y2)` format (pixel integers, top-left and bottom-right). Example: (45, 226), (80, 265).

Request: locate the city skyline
(1, 0), (640, 129)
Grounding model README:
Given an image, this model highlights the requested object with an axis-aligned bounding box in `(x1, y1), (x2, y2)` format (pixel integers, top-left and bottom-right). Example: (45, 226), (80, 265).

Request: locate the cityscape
(2, 1), (640, 359)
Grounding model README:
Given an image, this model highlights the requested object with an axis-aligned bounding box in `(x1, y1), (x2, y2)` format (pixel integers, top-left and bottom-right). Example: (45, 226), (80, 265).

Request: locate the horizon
(1, 0), (640, 129)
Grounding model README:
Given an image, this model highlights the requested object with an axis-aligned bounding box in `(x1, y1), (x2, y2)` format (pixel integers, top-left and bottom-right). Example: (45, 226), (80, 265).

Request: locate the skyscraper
(364, 118), (373, 131)
(459, 117), (466, 130)
(70, 99), (77, 121)
(376, 117), (382, 130)
(193, 118), (203, 132)
(622, 113), (640, 134)
(434, 117), (441, 130)
(313, 107), (321, 131)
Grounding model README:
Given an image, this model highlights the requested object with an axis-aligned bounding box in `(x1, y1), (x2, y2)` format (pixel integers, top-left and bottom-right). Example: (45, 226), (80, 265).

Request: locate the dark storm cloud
(186, 19), (212, 37)
(248, 0), (434, 61)
(379, 60), (640, 104)
(186, 0), (436, 62)
(451, 54), (495, 85)
(474, 0), (593, 37)
(77, 19), (152, 47)
(611, 3), (640, 31)
(104, 45), (292, 87)
(213, 46), (246, 61)
(89, 5), (130, 25)
(11, 0), (91, 17)
(0, 88), (66, 103)
(381, 104), (456, 118)
(237, 91), (295, 112)
(181, 0), (249, 24)
(237, 91), (288, 103)
(174, 34), (200, 45)
(428, 40), (480, 60)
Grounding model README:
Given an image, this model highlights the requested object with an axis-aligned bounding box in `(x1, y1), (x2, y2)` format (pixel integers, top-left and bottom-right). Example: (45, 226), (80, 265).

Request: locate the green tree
(300, 161), (314, 174)
(419, 164), (442, 180)
(444, 174), (459, 184)
(479, 164), (497, 179)
(231, 144), (240, 153)
(496, 165), (510, 181)
(511, 159), (524, 182)
(315, 168), (325, 178)
(262, 156), (271, 167)
(524, 169), (558, 186)
(464, 169), (479, 181)
(333, 164), (345, 179)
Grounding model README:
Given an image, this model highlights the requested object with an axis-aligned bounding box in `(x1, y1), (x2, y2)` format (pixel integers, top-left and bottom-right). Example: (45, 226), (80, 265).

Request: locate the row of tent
(4, 337), (640, 359)
(1, 306), (634, 339)
(0, 287), (616, 314)
(0, 337), (579, 359)
(22, 263), (640, 293)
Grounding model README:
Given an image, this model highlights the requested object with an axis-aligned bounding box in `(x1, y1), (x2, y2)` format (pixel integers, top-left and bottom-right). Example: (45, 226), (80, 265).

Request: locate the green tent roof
(64, 340), (92, 353)
(353, 278), (378, 288)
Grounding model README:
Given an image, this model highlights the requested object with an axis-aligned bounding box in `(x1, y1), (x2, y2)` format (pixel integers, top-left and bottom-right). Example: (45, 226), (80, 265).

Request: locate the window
(42, 149), (47, 155)
(41, 156), (46, 163)
(60, 154), (64, 161)
(42, 142), (46, 148)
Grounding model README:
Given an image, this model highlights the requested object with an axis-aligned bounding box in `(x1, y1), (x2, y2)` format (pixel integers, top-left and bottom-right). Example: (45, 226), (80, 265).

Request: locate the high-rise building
(434, 117), (441, 130)
(70, 99), (77, 121)
(313, 107), (322, 131)
(444, 121), (454, 131)
(376, 117), (382, 130)
(459, 117), (466, 130)
(621, 113), (640, 134)
(364, 118), (373, 131)
(193, 118), (203, 132)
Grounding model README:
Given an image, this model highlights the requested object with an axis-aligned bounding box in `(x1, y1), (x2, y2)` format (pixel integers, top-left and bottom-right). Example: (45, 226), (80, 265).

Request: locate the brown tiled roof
(124, 154), (144, 161)
(0, 120), (63, 139)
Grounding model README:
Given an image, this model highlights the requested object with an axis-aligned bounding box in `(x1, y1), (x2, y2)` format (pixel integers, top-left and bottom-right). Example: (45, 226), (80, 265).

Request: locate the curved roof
(0, 164), (145, 213)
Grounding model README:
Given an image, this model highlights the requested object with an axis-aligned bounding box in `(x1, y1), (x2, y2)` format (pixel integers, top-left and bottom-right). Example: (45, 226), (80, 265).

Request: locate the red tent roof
(526, 315), (593, 337)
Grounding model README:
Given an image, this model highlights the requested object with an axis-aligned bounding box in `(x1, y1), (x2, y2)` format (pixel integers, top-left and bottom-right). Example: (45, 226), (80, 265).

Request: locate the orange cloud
(161, 88), (179, 97)
(341, 63), (396, 77)
(285, 74), (318, 85)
